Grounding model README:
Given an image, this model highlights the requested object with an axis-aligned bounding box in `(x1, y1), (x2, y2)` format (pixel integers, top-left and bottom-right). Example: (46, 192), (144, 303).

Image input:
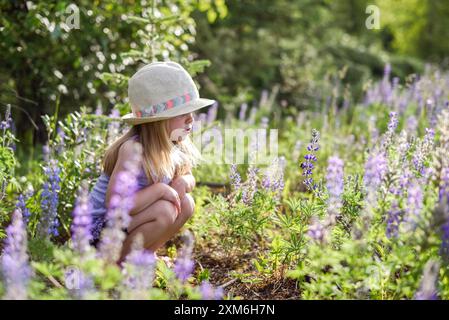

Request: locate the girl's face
(168, 112), (194, 142)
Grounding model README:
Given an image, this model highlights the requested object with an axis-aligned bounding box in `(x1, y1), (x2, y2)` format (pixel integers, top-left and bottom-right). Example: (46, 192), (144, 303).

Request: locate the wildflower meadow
(1, 0), (449, 303)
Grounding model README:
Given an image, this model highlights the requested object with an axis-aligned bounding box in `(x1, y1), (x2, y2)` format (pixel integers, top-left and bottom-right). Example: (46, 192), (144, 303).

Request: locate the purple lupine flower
(424, 126), (435, 144)
(416, 91), (423, 114)
(380, 64), (393, 104)
(262, 157), (285, 200)
(363, 153), (388, 193)
(199, 281), (224, 300)
(174, 256), (195, 283)
(262, 158), (277, 190)
(414, 260), (440, 300)
(16, 190), (32, 225)
(386, 201), (402, 239)
(397, 130), (410, 160)
(1, 210), (31, 300)
(261, 170), (271, 190)
(239, 103), (247, 122)
(404, 179), (423, 230)
(202, 126), (223, 151)
(326, 156), (344, 208)
(363, 152), (388, 210)
(381, 112), (398, 149)
(441, 220), (449, 262)
(369, 116), (379, 145)
(122, 247), (156, 295)
(64, 267), (95, 299)
(95, 103), (103, 116)
(192, 114), (202, 133)
(197, 113), (207, 124)
(109, 109), (120, 118)
(307, 217), (326, 243)
(247, 129), (261, 163)
(42, 143), (51, 162)
(260, 117), (269, 129)
(174, 231), (195, 283)
(387, 112), (399, 132)
(107, 109), (121, 144)
(71, 185), (93, 255)
(229, 164), (241, 191)
(57, 126), (66, 141)
(392, 77), (399, 90)
(0, 120), (10, 130)
(389, 168), (412, 197)
(383, 63), (391, 79)
(242, 165), (259, 205)
(439, 167), (449, 203)
(98, 142), (142, 263)
(412, 128), (435, 176)
(300, 129), (320, 191)
(272, 157), (286, 199)
(38, 159), (61, 238)
(56, 127), (66, 154)
(363, 92), (370, 107)
(425, 98), (434, 109)
(0, 105), (12, 130)
(398, 96), (407, 113)
(206, 102), (218, 124)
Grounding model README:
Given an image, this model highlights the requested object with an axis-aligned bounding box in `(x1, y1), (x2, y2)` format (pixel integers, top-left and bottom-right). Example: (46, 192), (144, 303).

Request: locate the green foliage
(207, 184), (279, 254)
(0, 0), (227, 150)
(40, 108), (114, 240)
(0, 105), (19, 237)
(377, 0), (449, 62)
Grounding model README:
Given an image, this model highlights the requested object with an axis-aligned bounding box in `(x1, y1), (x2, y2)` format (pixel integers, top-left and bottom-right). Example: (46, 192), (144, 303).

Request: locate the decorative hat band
(135, 90), (199, 118)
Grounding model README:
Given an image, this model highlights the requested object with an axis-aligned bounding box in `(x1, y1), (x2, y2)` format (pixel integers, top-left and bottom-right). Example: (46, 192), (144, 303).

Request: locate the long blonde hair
(102, 120), (201, 184)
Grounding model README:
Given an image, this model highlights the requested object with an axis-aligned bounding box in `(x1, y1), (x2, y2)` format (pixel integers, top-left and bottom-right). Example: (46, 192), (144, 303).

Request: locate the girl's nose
(185, 112), (194, 124)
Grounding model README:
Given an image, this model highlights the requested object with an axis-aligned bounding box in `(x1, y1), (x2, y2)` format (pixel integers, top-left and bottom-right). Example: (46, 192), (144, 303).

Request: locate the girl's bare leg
(118, 199), (177, 262)
(150, 194), (195, 250)
(118, 195), (195, 262)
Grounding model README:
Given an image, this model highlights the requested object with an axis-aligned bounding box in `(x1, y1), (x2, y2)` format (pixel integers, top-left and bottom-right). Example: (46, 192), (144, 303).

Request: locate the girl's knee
(154, 200), (178, 226)
(128, 199), (177, 232)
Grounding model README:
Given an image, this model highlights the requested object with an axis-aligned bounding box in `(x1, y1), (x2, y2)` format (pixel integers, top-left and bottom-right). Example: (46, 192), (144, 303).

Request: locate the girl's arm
(105, 140), (180, 216)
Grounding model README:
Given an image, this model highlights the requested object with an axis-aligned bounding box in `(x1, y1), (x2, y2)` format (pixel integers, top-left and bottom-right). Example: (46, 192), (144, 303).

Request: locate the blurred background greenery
(1, 0), (448, 156)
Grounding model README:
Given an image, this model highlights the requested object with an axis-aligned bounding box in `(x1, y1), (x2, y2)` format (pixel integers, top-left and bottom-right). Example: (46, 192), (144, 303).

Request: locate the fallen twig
(219, 278), (238, 288)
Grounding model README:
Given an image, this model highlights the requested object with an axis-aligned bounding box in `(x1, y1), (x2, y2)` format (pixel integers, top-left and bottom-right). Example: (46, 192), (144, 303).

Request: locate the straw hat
(122, 61), (216, 125)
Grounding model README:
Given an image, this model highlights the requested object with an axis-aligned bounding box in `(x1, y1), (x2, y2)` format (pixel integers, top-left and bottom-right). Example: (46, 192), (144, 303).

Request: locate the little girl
(88, 61), (216, 261)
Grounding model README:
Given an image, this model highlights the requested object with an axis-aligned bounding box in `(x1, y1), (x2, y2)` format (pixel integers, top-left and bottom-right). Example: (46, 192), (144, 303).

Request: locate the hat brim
(121, 98), (216, 125)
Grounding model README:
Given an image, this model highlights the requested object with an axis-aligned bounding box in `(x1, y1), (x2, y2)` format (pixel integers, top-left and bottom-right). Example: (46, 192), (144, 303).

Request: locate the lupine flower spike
(174, 230), (195, 283)
(38, 159), (61, 238)
(199, 281), (224, 300)
(414, 260), (440, 300)
(1, 210), (31, 300)
(301, 129), (320, 192)
(71, 183), (93, 256)
(98, 141), (142, 264)
(121, 235), (156, 299)
(325, 156), (344, 226)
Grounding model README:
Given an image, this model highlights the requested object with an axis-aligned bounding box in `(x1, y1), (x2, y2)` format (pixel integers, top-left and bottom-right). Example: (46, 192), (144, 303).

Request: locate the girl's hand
(159, 183), (181, 215)
(169, 176), (188, 200)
